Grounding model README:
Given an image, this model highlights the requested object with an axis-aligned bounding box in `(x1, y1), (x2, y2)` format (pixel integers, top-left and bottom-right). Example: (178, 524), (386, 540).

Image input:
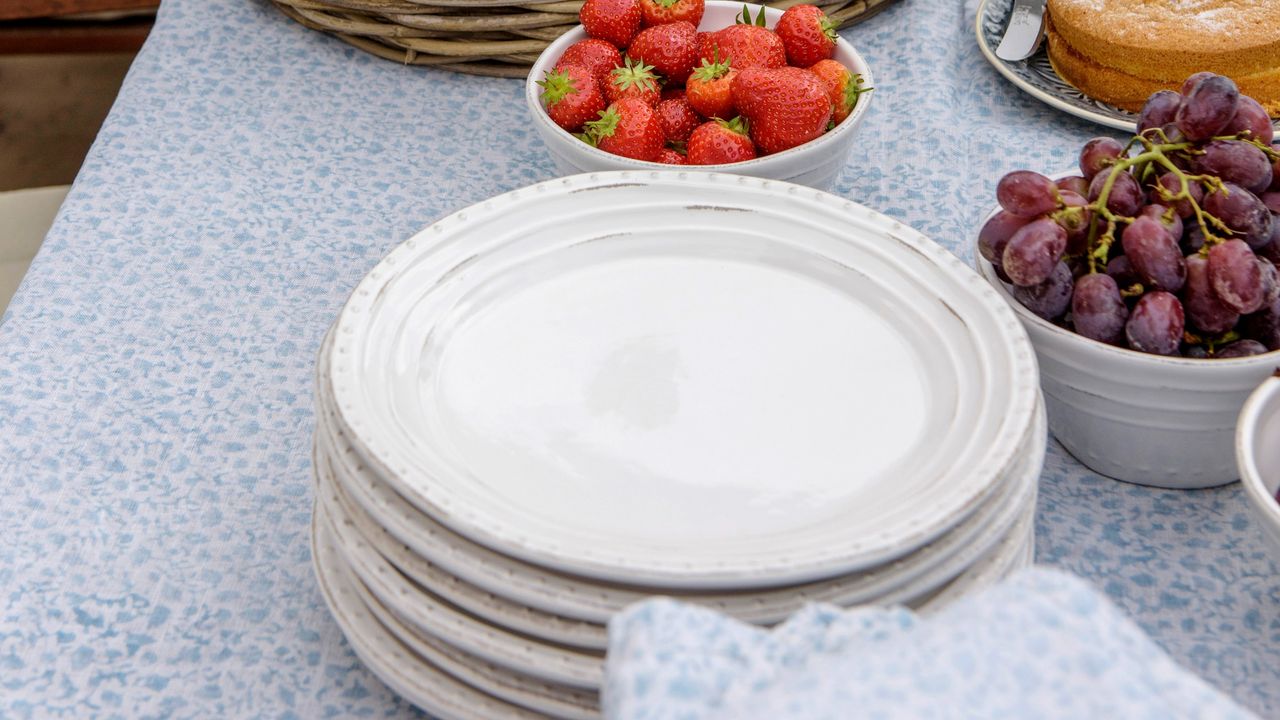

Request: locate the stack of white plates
(310, 172), (1046, 719)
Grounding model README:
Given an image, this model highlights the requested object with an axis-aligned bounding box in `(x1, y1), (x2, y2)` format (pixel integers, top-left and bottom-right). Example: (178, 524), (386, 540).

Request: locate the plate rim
(309, 505), (543, 720)
(326, 171), (1041, 587)
(974, 0), (1133, 131)
(313, 387), (1045, 638)
(315, 326), (1047, 629)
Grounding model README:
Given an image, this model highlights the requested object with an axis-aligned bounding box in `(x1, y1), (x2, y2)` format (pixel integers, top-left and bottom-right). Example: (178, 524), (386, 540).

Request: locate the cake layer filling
(1046, 20), (1280, 115)
(1046, 0), (1280, 83)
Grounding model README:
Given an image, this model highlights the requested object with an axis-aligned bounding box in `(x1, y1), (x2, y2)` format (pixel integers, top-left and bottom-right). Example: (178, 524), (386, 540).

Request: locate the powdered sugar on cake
(1050, 0), (1259, 36)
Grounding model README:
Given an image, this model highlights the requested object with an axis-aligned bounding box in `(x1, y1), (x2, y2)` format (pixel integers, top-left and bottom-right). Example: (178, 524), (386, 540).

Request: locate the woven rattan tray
(273, 0), (900, 78)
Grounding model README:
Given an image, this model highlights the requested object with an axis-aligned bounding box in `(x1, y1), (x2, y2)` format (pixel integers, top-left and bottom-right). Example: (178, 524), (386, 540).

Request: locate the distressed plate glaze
(326, 172), (1039, 588)
(314, 326), (1047, 634)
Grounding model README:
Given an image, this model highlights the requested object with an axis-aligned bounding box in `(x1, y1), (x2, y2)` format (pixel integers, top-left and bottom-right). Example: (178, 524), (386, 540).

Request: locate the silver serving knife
(995, 0), (1048, 61)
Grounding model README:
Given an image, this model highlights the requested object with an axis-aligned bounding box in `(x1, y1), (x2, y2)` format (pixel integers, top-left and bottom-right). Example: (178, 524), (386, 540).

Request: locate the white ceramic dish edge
(1237, 374), (1280, 557)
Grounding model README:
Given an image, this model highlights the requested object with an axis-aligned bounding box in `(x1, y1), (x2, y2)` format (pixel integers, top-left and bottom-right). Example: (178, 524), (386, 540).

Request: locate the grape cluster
(981, 73), (1280, 359)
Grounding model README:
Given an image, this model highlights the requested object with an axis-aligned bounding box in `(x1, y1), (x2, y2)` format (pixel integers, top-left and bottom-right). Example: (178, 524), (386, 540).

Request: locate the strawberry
(686, 117), (757, 164)
(732, 65), (831, 154)
(656, 148), (688, 164)
(555, 39), (624, 88)
(686, 51), (737, 119)
(661, 86), (687, 101)
(807, 59), (869, 124)
(628, 21), (699, 85)
(696, 31), (716, 60)
(774, 4), (837, 68)
(538, 64), (607, 132)
(700, 24), (785, 71)
(580, 0), (642, 49)
(604, 58), (662, 106)
(656, 96), (702, 143)
(586, 97), (665, 160)
(639, 0), (704, 27)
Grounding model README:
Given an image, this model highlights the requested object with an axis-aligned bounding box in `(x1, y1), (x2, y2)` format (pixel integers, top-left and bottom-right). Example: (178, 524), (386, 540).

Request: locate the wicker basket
(273, 0), (900, 78)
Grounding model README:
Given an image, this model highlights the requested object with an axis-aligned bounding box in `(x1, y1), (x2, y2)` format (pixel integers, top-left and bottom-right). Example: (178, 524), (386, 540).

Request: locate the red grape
(1259, 227), (1280, 264)
(1012, 261), (1074, 320)
(1126, 291), (1184, 355)
(1055, 175), (1090, 197)
(1122, 215), (1186, 291)
(1243, 294), (1280, 350)
(1203, 182), (1274, 249)
(1225, 96), (1274, 145)
(1182, 223), (1206, 255)
(1175, 74), (1239, 141)
(1079, 137), (1125, 179)
(1270, 142), (1280, 192)
(984, 73), (1280, 359)
(1106, 254), (1141, 292)
(1155, 171), (1203, 218)
(1260, 257), (1280, 305)
(1140, 203), (1183, 241)
(1194, 140), (1273, 194)
(1138, 90), (1182, 134)
(997, 171), (1059, 218)
(1208, 238), (1265, 313)
(1088, 167), (1143, 217)
(1181, 72), (1215, 95)
(978, 210), (1031, 267)
(1055, 190), (1093, 253)
(1183, 253), (1239, 333)
(1003, 218), (1068, 286)
(1216, 339), (1269, 358)
(1067, 256), (1091, 279)
(1072, 273), (1128, 345)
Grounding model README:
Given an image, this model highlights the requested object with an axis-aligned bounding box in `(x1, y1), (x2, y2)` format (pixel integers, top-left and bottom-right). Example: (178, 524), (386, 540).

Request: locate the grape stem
(1183, 329), (1240, 355)
(1214, 134), (1280, 162)
(1083, 131), (1245, 273)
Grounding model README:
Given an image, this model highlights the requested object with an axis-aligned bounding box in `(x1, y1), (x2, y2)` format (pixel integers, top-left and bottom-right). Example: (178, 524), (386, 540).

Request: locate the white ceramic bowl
(1238, 374), (1280, 557)
(524, 1), (874, 190)
(974, 185), (1280, 489)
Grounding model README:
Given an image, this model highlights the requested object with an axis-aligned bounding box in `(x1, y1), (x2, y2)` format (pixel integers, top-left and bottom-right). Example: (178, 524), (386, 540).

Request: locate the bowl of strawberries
(525, 0), (874, 189)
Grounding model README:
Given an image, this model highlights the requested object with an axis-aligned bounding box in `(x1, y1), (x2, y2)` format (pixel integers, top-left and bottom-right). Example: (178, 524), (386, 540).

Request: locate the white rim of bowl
(973, 168), (1280, 371)
(1238, 375), (1280, 523)
(523, 0), (875, 174)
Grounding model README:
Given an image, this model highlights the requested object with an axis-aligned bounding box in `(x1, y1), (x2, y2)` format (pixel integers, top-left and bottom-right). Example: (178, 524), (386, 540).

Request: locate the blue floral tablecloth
(0, 0), (1275, 717)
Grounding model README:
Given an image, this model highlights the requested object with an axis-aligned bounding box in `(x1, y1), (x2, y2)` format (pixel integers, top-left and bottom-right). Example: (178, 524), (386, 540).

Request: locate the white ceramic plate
(314, 428), (1042, 697)
(325, 171), (1039, 588)
(312, 495), (1036, 720)
(975, 0), (1280, 133)
(918, 498), (1037, 613)
(341, 538), (600, 720)
(315, 332), (1046, 629)
(314, 474), (606, 690)
(310, 509), (544, 720)
(316, 397), (1041, 648)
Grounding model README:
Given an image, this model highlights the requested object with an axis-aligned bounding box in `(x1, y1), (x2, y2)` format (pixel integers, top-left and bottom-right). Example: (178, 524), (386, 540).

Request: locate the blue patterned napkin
(604, 568), (1257, 719)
